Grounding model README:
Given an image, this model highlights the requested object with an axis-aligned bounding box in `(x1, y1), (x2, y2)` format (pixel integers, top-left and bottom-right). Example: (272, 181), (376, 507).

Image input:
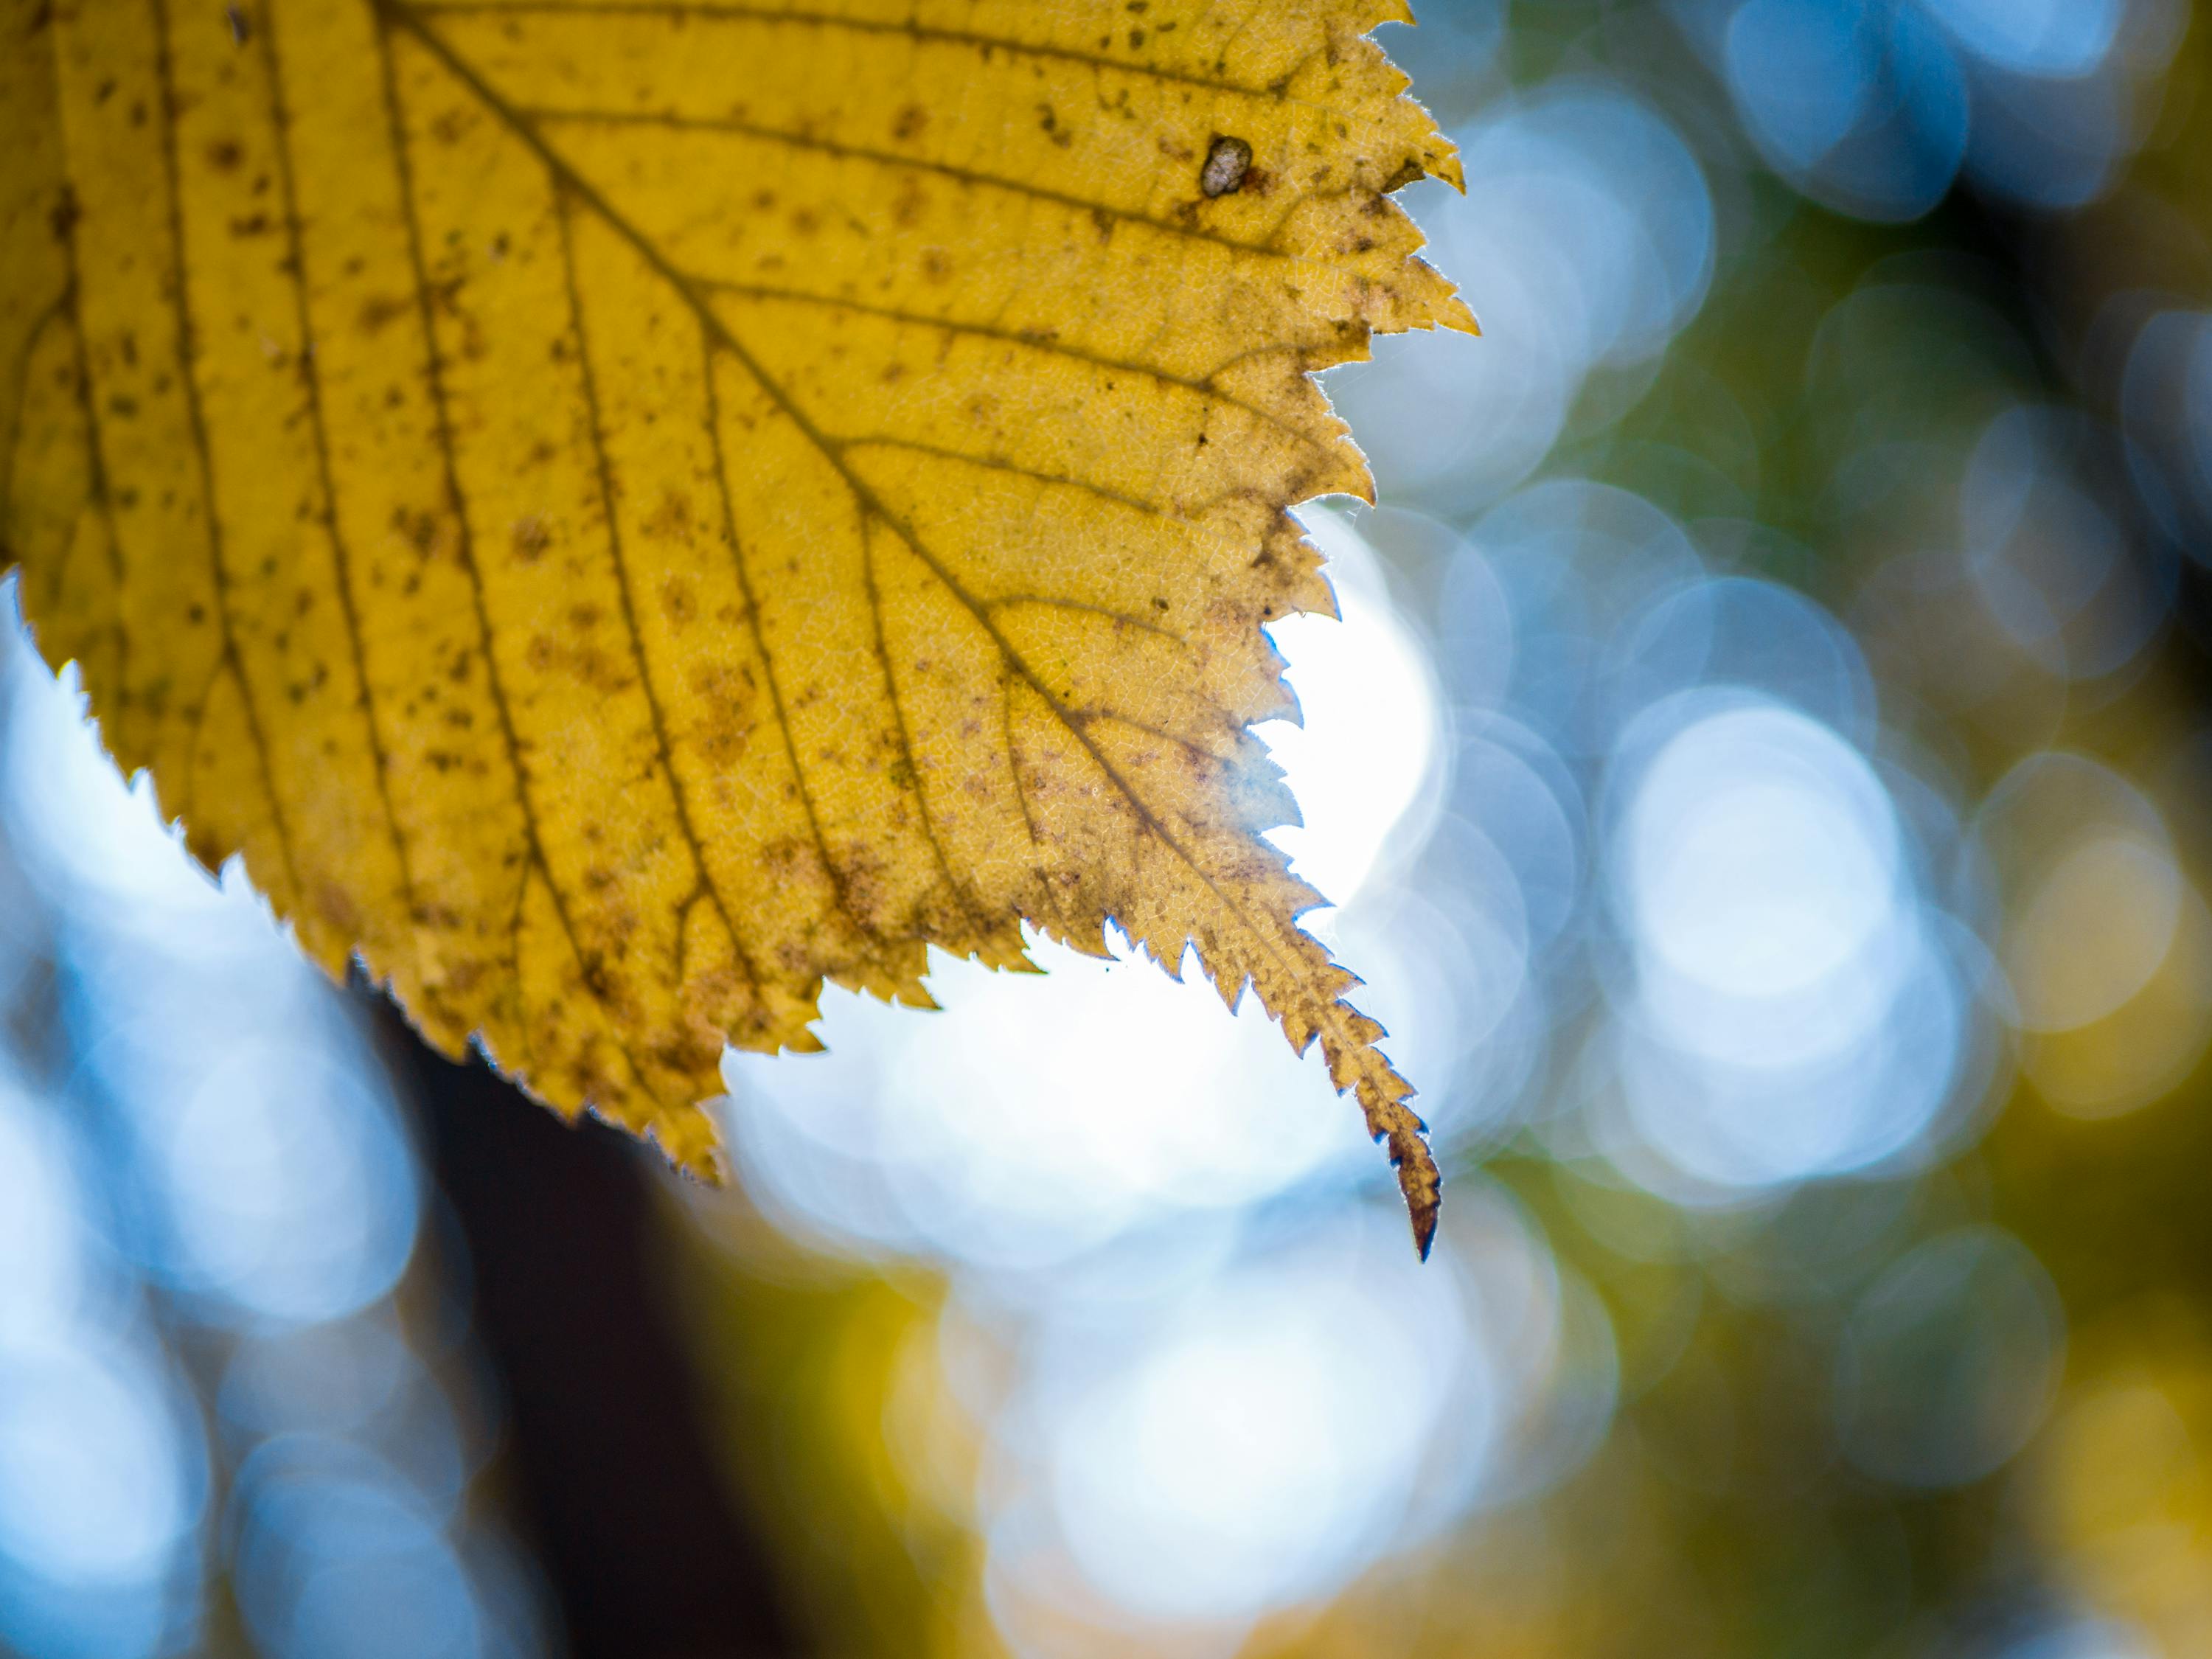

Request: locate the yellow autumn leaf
(2, 0), (1471, 1251)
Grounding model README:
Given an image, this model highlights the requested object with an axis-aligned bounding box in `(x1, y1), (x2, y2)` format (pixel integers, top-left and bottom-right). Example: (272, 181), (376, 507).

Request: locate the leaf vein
(406, 0), (1315, 103)
(372, 0), (655, 1092)
(259, 0), (425, 958)
(860, 515), (989, 933)
(695, 323), (876, 950)
(697, 279), (1331, 458)
(150, 0), (303, 907)
(0, 291), (71, 538)
(837, 436), (1175, 521)
(552, 181), (767, 1001)
(985, 593), (1186, 644)
(517, 105), (1277, 255)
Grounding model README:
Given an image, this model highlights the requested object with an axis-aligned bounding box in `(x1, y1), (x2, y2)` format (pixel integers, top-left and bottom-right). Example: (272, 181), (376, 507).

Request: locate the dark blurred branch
(1941, 161), (2212, 700)
(369, 990), (800, 1659)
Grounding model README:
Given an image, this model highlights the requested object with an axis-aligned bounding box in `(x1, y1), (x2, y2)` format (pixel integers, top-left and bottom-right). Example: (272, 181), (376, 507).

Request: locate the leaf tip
(1392, 1123), (1441, 1259)
(1412, 1194), (1439, 1261)
(1360, 1078), (1440, 1259)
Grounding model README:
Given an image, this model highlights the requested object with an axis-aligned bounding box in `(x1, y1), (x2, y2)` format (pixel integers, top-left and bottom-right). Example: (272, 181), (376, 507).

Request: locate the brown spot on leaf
(357, 293), (408, 335)
(1381, 156), (1426, 192)
(642, 488), (693, 540)
(510, 514), (551, 562)
(314, 880), (358, 935)
(661, 577), (698, 627)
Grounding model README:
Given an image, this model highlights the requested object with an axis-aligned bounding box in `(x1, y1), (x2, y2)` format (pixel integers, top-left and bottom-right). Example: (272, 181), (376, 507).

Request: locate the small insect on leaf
(0, 0), (1473, 1255)
(1200, 134), (1254, 198)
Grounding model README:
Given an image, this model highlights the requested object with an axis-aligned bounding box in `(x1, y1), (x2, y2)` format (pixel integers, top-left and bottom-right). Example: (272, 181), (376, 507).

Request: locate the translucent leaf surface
(1, 0), (1471, 1251)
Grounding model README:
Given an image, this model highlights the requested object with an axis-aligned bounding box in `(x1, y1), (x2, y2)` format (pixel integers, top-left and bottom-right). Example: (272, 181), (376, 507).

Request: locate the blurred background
(9, 1), (2212, 1654)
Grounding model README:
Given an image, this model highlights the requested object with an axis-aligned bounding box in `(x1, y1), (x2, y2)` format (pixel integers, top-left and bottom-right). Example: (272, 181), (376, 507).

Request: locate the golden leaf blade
(2, 0), (1470, 1253)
